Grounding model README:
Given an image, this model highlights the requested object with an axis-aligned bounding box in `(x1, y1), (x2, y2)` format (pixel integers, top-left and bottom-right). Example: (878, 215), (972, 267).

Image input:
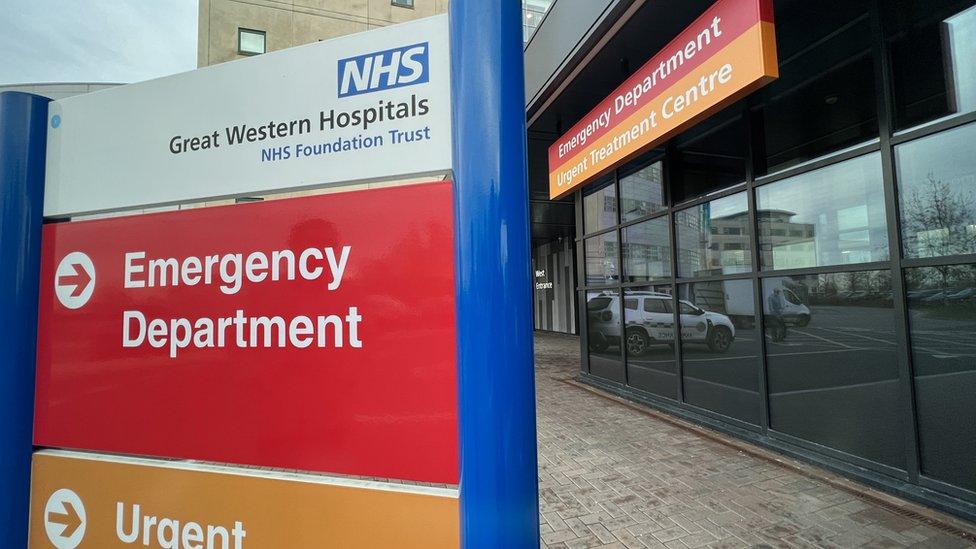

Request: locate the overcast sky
(0, 0), (197, 86)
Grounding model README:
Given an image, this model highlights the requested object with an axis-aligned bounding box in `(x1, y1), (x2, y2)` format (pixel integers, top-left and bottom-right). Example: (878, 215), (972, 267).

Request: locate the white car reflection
(587, 292), (736, 355)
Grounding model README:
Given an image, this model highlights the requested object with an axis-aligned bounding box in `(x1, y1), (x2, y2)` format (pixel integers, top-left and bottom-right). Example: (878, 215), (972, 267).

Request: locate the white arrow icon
(44, 488), (87, 549)
(55, 252), (96, 310)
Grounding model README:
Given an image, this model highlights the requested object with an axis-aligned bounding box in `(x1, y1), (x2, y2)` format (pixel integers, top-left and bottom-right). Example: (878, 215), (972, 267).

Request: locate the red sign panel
(34, 181), (459, 484)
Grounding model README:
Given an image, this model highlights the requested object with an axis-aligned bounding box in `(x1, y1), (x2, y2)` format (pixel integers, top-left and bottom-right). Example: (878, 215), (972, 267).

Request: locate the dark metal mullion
(619, 279), (679, 289)
(890, 111), (976, 146)
(615, 209), (671, 232)
(570, 235), (580, 336)
(576, 189), (590, 374)
(746, 107), (771, 434)
(872, 0), (922, 483)
(614, 169), (628, 384)
(584, 282), (623, 291)
(576, 224), (619, 242)
(902, 253), (976, 269)
(753, 141), (883, 189)
(756, 261), (893, 279)
(671, 271), (757, 285)
(671, 182), (748, 212)
(665, 143), (683, 402)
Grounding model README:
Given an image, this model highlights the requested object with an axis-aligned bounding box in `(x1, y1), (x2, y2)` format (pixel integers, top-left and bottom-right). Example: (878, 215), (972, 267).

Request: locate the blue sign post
(0, 91), (50, 546)
(451, 2), (541, 547)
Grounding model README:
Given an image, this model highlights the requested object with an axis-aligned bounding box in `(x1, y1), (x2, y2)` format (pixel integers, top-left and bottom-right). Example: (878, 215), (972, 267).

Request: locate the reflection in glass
(757, 153), (888, 270)
(583, 178), (617, 234)
(586, 290), (624, 382)
(622, 217), (671, 282)
(887, 1), (976, 129)
(763, 271), (906, 468)
(756, 2), (877, 173)
(679, 280), (761, 424)
(620, 161), (665, 222)
(897, 122), (976, 259)
(623, 286), (677, 400)
(672, 114), (747, 202)
(676, 192), (752, 277)
(905, 265), (976, 492)
(584, 232), (619, 285)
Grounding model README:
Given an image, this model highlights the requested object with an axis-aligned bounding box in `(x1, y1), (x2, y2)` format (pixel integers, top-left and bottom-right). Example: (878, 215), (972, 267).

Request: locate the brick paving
(533, 332), (976, 548)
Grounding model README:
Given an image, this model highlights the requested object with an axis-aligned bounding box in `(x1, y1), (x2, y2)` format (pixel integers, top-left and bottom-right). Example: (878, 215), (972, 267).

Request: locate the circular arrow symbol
(44, 488), (87, 549)
(55, 252), (96, 309)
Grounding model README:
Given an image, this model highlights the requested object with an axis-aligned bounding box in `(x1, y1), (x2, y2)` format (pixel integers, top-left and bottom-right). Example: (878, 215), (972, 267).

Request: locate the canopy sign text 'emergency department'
(547, 0), (778, 199)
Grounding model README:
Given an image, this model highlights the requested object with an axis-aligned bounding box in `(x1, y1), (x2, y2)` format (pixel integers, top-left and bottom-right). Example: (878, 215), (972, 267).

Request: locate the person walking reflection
(768, 287), (788, 342)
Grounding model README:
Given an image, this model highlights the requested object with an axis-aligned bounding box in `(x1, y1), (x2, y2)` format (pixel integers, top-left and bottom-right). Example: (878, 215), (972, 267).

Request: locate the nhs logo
(338, 42), (430, 98)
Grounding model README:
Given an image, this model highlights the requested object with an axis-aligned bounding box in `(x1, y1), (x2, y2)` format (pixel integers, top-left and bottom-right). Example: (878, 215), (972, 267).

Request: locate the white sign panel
(44, 15), (452, 217)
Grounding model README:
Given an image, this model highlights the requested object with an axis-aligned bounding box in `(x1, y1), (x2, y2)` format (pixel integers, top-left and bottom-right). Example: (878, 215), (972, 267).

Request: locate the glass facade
(905, 264), (976, 492)
(896, 122), (976, 259)
(756, 154), (889, 270)
(676, 192), (752, 277)
(623, 285), (678, 399)
(574, 0), (976, 511)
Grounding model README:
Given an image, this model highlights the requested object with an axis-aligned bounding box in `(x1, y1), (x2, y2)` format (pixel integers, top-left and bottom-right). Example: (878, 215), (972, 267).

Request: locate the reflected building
(755, 210), (817, 269)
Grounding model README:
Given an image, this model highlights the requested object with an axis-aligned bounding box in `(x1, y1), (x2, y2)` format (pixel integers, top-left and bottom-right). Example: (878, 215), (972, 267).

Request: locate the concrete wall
(198, 0), (448, 67)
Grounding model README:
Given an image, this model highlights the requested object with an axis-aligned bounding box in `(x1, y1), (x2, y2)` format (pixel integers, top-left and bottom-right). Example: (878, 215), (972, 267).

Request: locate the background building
(525, 0), (976, 522)
(523, 0), (553, 45)
(197, 0), (449, 66)
(0, 82), (121, 100)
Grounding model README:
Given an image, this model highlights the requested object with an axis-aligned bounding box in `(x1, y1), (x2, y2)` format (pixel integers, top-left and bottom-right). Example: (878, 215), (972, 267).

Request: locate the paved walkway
(534, 332), (976, 548)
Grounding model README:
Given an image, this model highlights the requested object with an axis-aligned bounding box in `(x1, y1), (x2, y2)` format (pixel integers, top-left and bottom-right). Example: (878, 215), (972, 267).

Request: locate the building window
(672, 113), (747, 203)
(676, 191), (752, 278)
(523, 0), (553, 44)
(584, 232), (619, 286)
(885, 0), (976, 130)
(679, 280), (761, 425)
(754, 0), (878, 174)
(586, 289), (624, 382)
(582, 177), (617, 234)
(619, 160), (665, 222)
(392, 0), (414, 8)
(763, 271), (906, 469)
(624, 286), (678, 400)
(905, 264), (976, 492)
(897, 122), (976, 259)
(238, 28), (266, 56)
(622, 217), (671, 282)
(756, 153), (888, 270)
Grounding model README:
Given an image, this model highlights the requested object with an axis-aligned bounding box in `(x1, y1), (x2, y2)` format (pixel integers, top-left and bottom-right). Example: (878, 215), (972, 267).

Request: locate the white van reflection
(586, 291), (736, 355)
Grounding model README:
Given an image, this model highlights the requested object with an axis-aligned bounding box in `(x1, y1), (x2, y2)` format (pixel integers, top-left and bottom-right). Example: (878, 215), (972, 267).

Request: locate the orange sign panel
(548, 0), (778, 199)
(29, 451), (459, 549)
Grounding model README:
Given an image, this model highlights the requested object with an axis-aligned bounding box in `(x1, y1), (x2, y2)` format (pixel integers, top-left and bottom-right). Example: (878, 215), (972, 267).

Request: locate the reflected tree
(903, 174), (976, 300)
(903, 174), (976, 257)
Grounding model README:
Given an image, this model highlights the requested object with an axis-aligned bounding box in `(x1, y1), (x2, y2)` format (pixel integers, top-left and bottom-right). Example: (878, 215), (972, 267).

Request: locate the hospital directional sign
(20, 6), (538, 548)
(35, 182), (459, 484)
(43, 16), (451, 217)
(28, 451), (459, 548)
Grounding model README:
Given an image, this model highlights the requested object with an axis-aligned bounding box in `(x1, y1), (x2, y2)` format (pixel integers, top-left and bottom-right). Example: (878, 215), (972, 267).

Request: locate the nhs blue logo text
(338, 42), (429, 98)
